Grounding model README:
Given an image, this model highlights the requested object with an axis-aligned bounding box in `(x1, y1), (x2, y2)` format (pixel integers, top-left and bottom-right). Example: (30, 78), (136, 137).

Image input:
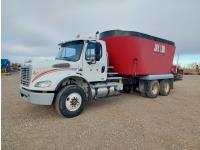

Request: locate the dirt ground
(1, 74), (200, 150)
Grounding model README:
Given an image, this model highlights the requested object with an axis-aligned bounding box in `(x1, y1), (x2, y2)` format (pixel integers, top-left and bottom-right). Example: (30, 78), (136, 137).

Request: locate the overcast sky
(2, 0), (200, 58)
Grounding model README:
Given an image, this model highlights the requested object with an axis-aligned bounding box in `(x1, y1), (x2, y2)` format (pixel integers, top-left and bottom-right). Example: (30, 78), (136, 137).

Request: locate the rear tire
(159, 80), (170, 96)
(146, 80), (160, 98)
(55, 85), (86, 118)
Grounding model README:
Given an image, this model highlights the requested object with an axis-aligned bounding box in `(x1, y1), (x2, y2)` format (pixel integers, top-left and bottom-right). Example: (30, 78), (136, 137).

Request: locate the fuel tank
(100, 30), (175, 76)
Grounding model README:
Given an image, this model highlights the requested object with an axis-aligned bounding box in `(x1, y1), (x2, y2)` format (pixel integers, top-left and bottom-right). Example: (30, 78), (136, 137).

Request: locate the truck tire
(146, 80), (160, 98)
(55, 85), (86, 118)
(159, 80), (170, 96)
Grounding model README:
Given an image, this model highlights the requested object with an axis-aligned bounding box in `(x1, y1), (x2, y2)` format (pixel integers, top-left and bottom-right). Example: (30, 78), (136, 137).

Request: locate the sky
(1, 0), (200, 66)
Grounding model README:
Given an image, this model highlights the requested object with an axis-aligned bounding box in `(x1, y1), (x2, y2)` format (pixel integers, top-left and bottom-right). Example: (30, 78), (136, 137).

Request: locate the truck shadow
(85, 92), (142, 111)
(22, 91), (156, 119)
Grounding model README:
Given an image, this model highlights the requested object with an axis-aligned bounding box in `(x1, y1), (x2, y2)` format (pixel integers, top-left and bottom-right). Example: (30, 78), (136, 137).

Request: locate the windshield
(56, 40), (84, 61)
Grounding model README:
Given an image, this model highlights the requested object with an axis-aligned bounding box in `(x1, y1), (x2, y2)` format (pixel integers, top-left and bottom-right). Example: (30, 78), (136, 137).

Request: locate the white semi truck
(20, 30), (175, 118)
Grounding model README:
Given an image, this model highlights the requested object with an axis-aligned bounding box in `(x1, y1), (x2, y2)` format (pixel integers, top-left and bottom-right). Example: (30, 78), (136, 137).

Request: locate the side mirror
(95, 43), (102, 61)
(87, 56), (96, 65)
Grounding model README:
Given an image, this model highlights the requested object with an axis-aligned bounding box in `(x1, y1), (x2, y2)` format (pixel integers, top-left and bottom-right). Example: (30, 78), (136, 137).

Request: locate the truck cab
(20, 38), (123, 118)
(56, 39), (108, 82)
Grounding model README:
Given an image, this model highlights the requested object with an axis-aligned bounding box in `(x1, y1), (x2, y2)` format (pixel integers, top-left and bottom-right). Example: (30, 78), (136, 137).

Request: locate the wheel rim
(164, 83), (170, 93)
(65, 93), (82, 111)
(152, 83), (159, 95)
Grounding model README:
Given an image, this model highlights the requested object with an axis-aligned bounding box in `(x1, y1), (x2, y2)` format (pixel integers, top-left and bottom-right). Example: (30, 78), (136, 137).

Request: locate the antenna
(95, 31), (99, 39)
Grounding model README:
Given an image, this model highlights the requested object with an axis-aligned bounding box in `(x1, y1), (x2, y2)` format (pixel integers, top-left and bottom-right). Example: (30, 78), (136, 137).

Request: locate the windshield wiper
(57, 57), (75, 61)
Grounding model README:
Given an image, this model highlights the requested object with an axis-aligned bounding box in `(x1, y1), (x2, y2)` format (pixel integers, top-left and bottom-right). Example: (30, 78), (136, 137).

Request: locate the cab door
(82, 41), (107, 82)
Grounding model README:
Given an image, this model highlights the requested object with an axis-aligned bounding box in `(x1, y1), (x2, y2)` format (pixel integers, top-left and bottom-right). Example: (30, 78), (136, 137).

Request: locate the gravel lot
(1, 74), (200, 150)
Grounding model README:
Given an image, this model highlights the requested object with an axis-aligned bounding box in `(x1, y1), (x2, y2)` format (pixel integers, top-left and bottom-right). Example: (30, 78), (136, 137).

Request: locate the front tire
(55, 85), (86, 118)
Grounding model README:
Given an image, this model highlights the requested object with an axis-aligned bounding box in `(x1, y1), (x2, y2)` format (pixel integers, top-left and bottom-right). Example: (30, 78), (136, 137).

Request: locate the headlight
(34, 80), (52, 88)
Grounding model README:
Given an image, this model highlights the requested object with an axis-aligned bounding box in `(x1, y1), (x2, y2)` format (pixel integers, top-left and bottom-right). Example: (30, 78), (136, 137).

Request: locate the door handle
(101, 66), (105, 73)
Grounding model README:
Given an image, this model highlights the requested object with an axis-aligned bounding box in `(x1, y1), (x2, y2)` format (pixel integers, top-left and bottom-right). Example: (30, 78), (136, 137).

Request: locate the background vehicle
(20, 30), (175, 118)
(1, 59), (10, 73)
(171, 65), (183, 80)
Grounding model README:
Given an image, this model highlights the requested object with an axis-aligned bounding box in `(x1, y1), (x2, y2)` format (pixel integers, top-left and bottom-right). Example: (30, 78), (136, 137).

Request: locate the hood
(22, 59), (80, 78)
(24, 59), (70, 69)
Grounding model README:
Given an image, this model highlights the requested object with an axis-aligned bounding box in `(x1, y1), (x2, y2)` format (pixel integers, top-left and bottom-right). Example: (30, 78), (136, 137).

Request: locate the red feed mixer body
(100, 30), (175, 76)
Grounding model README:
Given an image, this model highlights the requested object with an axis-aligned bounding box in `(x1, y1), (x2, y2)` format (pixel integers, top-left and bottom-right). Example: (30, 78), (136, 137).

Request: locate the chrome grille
(21, 66), (31, 86)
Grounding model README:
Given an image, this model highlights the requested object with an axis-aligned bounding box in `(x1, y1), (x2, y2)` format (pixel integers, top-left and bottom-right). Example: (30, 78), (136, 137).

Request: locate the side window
(85, 42), (96, 61)
(85, 42), (102, 61)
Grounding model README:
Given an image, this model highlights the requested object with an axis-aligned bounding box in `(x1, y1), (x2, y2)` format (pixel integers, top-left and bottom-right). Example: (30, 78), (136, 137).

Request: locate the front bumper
(20, 88), (55, 105)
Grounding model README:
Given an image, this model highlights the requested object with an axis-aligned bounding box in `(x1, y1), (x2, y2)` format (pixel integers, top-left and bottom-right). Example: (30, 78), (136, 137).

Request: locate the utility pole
(177, 53), (179, 67)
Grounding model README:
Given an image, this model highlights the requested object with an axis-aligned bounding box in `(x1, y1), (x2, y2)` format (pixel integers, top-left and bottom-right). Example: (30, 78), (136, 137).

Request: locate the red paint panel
(101, 36), (175, 75)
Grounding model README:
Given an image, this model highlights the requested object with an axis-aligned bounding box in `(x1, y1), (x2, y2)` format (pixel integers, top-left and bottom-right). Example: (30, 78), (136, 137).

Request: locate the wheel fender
(55, 75), (92, 100)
